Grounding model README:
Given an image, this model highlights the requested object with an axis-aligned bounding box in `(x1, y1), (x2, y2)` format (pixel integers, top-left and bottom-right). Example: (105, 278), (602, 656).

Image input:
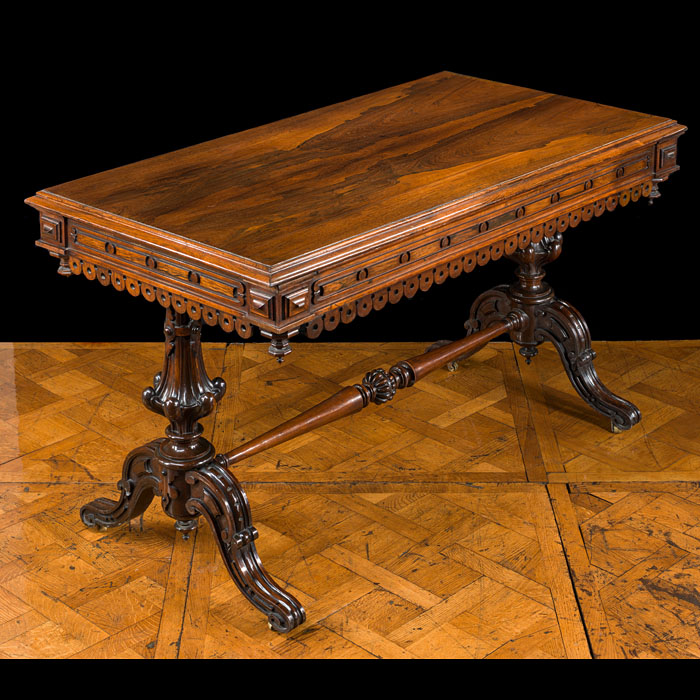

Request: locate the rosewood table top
(26, 71), (686, 350)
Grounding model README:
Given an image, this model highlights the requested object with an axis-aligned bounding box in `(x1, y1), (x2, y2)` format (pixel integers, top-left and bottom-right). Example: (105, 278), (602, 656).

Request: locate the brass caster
(446, 361), (458, 372)
(611, 423), (623, 434)
(97, 525), (110, 532)
(175, 518), (198, 534)
(268, 620), (274, 630)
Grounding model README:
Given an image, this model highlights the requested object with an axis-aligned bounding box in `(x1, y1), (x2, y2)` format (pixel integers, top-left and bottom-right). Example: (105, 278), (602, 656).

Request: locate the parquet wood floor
(0, 340), (698, 658)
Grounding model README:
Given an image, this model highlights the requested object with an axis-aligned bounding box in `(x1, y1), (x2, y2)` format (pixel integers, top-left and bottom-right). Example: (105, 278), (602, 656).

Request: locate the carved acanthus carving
(142, 308), (226, 437)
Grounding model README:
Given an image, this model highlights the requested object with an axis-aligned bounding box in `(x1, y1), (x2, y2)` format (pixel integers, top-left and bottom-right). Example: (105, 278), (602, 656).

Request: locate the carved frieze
(307, 152), (654, 308)
(303, 181), (653, 339)
(38, 170), (655, 349)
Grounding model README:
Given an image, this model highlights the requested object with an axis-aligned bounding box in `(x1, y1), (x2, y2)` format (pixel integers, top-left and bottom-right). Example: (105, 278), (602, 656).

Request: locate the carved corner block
(40, 214), (63, 247)
(249, 289), (275, 319)
(282, 288), (309, 319)
(650, 137), (683, 203)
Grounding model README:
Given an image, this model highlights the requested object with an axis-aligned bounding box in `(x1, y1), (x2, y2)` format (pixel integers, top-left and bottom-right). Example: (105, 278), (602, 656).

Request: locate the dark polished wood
(26, 72), (685, 633)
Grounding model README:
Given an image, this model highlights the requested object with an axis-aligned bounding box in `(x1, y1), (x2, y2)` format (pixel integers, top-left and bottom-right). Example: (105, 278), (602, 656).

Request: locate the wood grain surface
(0, 339), (698, 658)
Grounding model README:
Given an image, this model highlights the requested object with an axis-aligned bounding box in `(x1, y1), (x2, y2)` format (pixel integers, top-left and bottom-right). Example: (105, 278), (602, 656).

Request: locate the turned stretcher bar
(219, 310), (527, 469)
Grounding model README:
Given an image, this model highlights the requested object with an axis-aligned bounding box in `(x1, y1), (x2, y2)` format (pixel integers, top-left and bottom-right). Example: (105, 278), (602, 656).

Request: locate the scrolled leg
(81, 439), (163, 529)
(535, 299), (641, 432)
(185, 460), (306, 633)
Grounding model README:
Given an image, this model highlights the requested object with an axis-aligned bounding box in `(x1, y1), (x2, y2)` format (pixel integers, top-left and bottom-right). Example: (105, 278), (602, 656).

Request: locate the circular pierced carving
(434, 264), (448, 284)
(202, 307), (218, 326)
(569, 210), (581, 227)
(594, 200), (606, 216)
(172, 295), (187, 313)
(642, 182), (652, 197)
(341, 303), (356, 324)
(557, 216), (569, 233)
(619, 190), (630, 207)
(142, 284), (156, 301)
(83, 263), (96, 280)
(491, 241), (503, 260)
(419, 271), (433, 292)
(70, 259), (81, 274)
(505, 236), (518, 254)
(606, 195), (618, 212)
(97, 267), (110, 286)
(373, 291), (388, 310)
(404, 277), (419, 299)
(219, 313), (234, 333)
(448, 259), (462, 278)
(157, 290), (171, 307)
(582, 205), (594, 221)
(531, 225), (544, 244)
(324, 309), (340, 331)
(357, 296), (373, 317)
(464, 254), (477, 273)
(389, 283), (404, 303)
(236, 320), (253, 339)
(126, 278), (140, 296)
(305, 318), (323, 339)
(519, 230), (531, 248)
(631, 186), (641, 202)
(187, 301), (201, 319)
(112, 274), (126, 291)
(545, 220), (557, 236)
(477, 247), (490, 266)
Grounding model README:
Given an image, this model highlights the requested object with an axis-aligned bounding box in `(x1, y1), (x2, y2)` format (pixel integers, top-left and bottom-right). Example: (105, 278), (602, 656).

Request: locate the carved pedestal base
(465, 232), (641, 432)
(80, 308), (306, 633)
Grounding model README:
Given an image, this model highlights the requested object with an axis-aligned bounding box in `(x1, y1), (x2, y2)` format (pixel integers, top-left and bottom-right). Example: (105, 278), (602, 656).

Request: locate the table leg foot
(80, 439), (163, 529)
(186, 460), (306, 633)
(535, 299), (641, 432)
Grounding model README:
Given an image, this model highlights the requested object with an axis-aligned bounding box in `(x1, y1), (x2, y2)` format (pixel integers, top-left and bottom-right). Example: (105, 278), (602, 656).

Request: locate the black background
(8, 12), (695, 345)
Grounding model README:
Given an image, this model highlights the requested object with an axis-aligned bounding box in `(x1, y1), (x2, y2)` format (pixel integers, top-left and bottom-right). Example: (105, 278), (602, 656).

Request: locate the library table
(26, 72), (686, 632)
